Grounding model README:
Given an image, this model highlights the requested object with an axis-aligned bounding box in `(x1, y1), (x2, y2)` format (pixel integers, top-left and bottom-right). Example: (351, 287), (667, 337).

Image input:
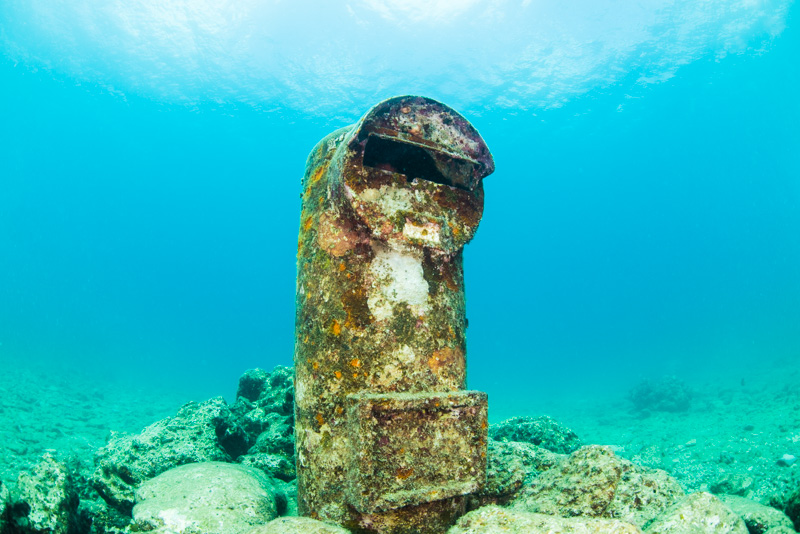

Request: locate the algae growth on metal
(294, 95), (495, 533)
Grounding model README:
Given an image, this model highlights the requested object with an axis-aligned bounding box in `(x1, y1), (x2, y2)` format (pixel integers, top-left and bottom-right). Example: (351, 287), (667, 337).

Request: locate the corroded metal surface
(294, 95), (494, 533)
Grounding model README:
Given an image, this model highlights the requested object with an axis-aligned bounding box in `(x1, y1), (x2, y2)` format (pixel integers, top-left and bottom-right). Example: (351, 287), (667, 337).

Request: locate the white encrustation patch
(403, 220), (441, 245)
(393, 344), (417, 364)
(157, 509), (197, 532)
(360, 186), (413, 216)
(367, 245), (429, 321)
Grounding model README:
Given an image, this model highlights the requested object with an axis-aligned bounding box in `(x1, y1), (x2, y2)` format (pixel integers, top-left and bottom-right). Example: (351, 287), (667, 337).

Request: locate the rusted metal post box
(294, 95), (494, 533)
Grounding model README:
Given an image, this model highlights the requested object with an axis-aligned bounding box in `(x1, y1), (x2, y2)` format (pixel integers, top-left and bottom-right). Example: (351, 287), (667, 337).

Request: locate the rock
(247, 412), (295, 459)
(470, 439), (564, 508)
(644, 492), (748, 533)
(711, 474), (755, 497)
(1, 479), (10, 532)
(719, 495), (795, 534)
(246, 516), (351, 534)
(448, 505), (642, 533)
(237, 368), (273, 402)
(510, 445), (684, 527)
(629, 376), (692, 413)
(237, 452), (296, 482)
(471, 440), (526, 506)
(13, 453), (79, 534)
(777, 455), (797, 467)
(230, 366), (295, 465)
(489, 415), (582, 453)
(785, 484), (800, 531)
(91, 397), (238, 514)
(76, 498), (131, 534)
(132, 462), (280, 534)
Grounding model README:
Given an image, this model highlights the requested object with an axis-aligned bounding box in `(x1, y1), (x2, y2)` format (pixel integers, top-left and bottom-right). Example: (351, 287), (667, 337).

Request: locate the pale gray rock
(246, 516), (351, 534)
(719, 495), (796, 534)
(132, 462), (280, 534)
(448, 505), (642, 533)
(644, 492), (748, 534)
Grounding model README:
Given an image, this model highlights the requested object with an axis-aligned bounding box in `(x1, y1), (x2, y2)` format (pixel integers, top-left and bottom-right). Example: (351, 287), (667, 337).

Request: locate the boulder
(785, 484), (800, 531)
(763, 527), (797, 534)
(1, 479), (10, 532)
(237, 452), (296, 482)
(629, 376), (692, 413)
(644, 492), (748, 533)
(13, 453), (79, 534)
(246, 516), (351, 534)
(231, 366), (295, 469)
(131, 462), (281, 534)
(718, 495), (795, 534)
(448, 505), (642, 533)
(91, 397), (238, 514)
(711, 473), (755, 497)
(470, 439), (564, 508)
(489, 415), (582, 453)
(510, 445), (684, 527)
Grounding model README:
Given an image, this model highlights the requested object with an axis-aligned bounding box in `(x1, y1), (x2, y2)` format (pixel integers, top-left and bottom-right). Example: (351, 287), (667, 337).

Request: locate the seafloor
(1, 360), (799, 531)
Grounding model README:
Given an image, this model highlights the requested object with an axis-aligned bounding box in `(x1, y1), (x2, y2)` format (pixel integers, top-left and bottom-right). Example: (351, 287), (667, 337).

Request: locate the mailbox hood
(351, 96), (494, 192)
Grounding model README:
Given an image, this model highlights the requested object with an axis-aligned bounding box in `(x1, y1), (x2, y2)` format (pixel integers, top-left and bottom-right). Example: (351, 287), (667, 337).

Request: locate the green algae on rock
(294, 95), (494, 533)
(489, 415), (582, 454)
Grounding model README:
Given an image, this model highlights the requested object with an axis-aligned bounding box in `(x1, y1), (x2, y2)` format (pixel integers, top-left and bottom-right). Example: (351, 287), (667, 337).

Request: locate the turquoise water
(1, 1), (798, 416)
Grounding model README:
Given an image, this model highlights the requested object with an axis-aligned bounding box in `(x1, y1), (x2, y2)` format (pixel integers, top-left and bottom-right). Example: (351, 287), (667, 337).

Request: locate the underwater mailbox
(294, 95), (494, 533)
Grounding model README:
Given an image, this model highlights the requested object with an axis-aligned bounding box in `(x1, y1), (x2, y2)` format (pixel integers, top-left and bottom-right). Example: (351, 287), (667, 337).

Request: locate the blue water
(1, 1), (798, 414)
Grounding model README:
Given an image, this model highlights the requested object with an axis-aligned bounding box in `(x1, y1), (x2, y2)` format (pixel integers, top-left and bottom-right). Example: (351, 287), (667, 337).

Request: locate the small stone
(719, 452), (735, 465)
(776, 454), (796, 467)
(744, 425), (756, 431)
(685, 439), (697, 448)
(710, 474), (754, 497)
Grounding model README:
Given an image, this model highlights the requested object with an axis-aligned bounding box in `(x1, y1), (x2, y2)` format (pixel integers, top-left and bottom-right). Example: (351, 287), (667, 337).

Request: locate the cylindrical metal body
(294, 96), (494, 533)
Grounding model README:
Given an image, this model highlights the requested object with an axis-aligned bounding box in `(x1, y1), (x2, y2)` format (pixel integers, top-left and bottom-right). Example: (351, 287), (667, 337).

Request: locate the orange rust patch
(338, 262), (346, 272)
(311, 360), (318, 370)
(334, 370), (342, 379)
(331, 319), (342, 336)
(349, 358), (361, 368)
(303, 216), (313, 231)
(396, 467), (414, 480)
(335, 406), (344, 415)
(315, 413), (324, 426)
(311, 166), (325, 183)
(428, 347), (465, 376)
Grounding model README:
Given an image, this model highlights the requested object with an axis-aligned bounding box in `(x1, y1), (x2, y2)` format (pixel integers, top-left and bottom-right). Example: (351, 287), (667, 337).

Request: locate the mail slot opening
(363, 135), (474, 191)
